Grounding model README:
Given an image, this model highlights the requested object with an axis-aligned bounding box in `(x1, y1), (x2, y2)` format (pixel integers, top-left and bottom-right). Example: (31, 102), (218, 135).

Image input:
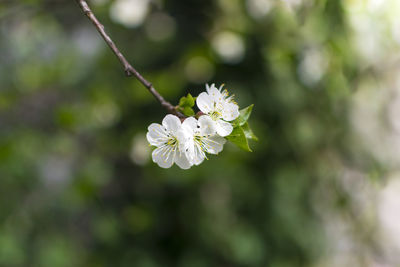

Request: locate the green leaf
(178, 93), (195, 108)
(226, 126), (252, 152)
(232, 104), (254, 127)
(181, 106), (195, 116)
(242, 122), (258, 141)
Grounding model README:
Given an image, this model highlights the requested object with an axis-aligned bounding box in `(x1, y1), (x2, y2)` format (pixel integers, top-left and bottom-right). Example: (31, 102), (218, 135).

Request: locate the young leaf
(232, 104), (254, 127)
(178, 93), (195, 108)
(242, 122), (258, 141)
(226, 126), (252, 152)
(182, 106), (195, 116)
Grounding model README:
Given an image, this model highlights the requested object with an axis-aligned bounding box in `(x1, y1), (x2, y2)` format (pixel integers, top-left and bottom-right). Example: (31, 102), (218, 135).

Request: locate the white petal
(185, 137), (195, 161)
(191, 144), (206, 165)
(198, 115), (216, 135)
(175, 128), (192, 152)
(206, 83), (216, 94)
(222, 102), (240, 121)
(203, 135), (226, 154)
(193, 147), (206, 165)
(215, 120), (233, 137)
(146, 123), (168, 146)
(162, 114), (181, 134)
(152, 146), (174, 168)
(180, 117), (197, 153)
(175, 124), (196, 165)
(174, 150), (192, 169)
(181, 117), (197, 132)
(196, 92), (214, 114)
(207, 86), (223, 102)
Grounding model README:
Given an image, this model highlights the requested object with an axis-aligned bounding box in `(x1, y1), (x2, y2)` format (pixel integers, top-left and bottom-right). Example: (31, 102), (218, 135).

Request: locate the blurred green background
(2, 0), (400, 266)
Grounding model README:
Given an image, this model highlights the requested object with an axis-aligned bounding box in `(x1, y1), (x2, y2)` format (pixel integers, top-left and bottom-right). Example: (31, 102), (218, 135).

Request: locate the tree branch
(75, 0), (184, 117)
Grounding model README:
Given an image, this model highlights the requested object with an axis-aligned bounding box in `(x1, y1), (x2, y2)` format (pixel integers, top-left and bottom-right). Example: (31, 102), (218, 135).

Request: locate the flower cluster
(146, 83), (240, 169)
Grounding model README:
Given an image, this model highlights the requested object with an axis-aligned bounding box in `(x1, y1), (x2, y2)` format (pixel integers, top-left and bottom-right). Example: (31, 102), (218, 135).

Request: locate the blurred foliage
(0, 0), (396, 266)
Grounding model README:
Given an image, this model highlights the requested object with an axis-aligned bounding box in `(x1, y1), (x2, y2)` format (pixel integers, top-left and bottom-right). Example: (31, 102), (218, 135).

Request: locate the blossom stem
(75, 0), (184, 118)
(195, 111), (205, 118)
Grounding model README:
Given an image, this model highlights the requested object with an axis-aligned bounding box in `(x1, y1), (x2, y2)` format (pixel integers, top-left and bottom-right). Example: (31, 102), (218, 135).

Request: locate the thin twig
(75, 0), (183, 117)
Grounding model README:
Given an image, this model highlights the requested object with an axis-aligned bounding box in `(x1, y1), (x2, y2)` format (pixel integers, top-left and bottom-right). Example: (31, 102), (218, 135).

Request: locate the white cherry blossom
(181, 116), (226, 165)
(146, 114), (192, 169)
(196, 83), (240, 137)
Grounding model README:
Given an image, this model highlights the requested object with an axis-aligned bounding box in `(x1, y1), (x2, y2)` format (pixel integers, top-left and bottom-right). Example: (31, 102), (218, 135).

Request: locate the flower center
(167, 136), (178, 147)
(209, 110), (221, 120)
(194, 135), (208, 156)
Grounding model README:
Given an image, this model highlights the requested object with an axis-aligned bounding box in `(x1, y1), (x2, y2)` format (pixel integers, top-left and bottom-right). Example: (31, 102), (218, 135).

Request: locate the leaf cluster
(177, 94), (196, 116)
(226, 104), (258, 152)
